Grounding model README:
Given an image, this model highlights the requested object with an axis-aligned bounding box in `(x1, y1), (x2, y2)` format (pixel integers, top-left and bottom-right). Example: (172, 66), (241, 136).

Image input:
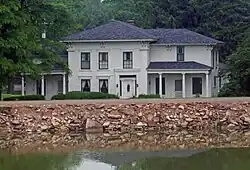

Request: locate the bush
(51, 91), (119, 100)
(138, 94), (161, 98)
(218, 82), (245, 97)
(3, 95), (45, 101)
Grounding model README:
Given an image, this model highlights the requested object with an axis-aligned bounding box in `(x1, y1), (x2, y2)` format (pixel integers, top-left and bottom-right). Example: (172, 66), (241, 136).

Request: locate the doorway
(192, 77), (202, 95)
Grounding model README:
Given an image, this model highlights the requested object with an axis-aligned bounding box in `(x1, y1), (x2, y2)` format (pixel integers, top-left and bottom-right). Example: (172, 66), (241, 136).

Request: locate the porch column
(159, 73), (162, 98)
(41, 75), (45, 96)
(182, 73), (186, 98)
(63, 73), (66, 94)
(21, 75), (25, 96)
(206, 72), (209, 97)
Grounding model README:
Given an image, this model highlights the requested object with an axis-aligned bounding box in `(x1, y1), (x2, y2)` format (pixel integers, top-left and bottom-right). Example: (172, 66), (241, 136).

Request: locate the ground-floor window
(175, 80), (183, 91)
(81, 79), (91, 92)
(99, 79), (108, 93)
(58, 80), (63, 93)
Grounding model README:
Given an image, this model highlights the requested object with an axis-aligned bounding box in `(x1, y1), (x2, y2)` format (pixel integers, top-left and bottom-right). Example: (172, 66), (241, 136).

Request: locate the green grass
(1, 94), (21, 100)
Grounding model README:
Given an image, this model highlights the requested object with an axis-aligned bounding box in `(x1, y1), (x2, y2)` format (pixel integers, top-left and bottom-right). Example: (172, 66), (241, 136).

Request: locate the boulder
(85, 118), (103, 133)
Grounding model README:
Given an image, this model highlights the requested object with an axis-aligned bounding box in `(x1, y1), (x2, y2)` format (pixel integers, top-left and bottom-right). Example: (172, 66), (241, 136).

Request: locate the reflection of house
(75, 150), (205, 168)
(20, 20), (224, 99)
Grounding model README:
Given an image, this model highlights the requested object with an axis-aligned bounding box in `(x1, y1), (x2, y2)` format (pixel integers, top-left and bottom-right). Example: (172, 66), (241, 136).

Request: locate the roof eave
(61, 39), (156, 43)
(147, 68), (211, 71)
(151, 42), (223, 46)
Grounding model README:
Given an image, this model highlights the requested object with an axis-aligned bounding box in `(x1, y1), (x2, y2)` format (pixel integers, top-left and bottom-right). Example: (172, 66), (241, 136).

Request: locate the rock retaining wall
(1, 102), (250, 135)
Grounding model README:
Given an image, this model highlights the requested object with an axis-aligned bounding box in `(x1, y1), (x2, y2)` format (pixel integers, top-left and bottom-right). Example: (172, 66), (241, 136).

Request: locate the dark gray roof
(145, 29), (223, 45)
(63, 20), (157, 41)
(147, 61), (211, 70)
(63, 20), (222, 44)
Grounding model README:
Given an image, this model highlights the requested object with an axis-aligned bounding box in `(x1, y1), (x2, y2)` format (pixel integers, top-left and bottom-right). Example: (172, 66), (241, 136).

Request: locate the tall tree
(0, 0), (74, 98)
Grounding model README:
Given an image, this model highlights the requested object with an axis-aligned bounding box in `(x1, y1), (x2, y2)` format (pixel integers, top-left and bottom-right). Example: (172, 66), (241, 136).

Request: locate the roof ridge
(112, 20), (158, 39)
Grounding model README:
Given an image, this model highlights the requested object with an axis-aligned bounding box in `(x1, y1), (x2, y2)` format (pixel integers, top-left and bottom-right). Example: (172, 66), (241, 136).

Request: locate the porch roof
(147, 61), (211, 70)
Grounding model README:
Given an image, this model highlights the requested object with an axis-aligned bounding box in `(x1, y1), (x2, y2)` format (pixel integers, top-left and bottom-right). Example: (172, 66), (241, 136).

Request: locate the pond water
(1, 148), (250, 170)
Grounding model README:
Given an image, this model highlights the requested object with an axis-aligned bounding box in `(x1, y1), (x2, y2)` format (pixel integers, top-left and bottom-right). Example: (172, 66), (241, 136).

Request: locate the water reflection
(74, 158), (116, 170)
(0, 148), (250, 170)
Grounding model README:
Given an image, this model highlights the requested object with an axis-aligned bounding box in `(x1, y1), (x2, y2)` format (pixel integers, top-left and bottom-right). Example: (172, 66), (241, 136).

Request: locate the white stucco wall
(67, 41), (220, 98)
(150, 45), (213, 67)
(68, 42), (150, 96)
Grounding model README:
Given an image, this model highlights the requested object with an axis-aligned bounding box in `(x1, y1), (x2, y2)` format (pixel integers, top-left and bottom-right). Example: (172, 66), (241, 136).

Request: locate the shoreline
(1, 130), (250, 154)
(1, 100), (250, 153)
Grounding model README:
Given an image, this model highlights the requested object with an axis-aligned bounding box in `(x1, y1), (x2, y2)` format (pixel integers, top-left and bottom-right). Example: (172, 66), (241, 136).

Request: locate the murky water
(0, 148), (250, 170)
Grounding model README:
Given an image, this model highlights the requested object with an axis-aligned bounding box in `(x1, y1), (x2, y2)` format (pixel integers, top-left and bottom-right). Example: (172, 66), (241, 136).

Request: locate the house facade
(20, 20), (223, 99)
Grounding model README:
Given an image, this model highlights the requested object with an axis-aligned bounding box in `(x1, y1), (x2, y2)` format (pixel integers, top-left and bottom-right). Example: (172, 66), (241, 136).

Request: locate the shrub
(218, 83), (243, 97)
(138, 94), (161, 99)
(3, 95), (45, 101)
(51, 91), (119, 100)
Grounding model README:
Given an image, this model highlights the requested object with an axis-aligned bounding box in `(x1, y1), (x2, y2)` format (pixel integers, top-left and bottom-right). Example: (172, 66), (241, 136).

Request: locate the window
(99, 79), (108, 93)
(212, 50), (216, 68)
(212, 50), (219, 69)
(81, 79), (90, 92)
(213, 76), (217, 87)
(123, 52), (133, 69)
(99, 52), (108, 69)
(175, 80), (183, 91)
(127, 84), (130, 92)
(81, 52), (90, 69)
(58, 80), (63, 93)
(177, 46), (184, 61)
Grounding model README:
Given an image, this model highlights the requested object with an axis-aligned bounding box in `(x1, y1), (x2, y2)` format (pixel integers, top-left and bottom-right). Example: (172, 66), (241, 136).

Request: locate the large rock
(107, 113), (122, 119)
(85, 118), (103, 133)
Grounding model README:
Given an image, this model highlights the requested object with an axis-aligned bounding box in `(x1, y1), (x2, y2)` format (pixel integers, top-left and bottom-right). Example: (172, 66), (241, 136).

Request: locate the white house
(21, 20), (223, 99)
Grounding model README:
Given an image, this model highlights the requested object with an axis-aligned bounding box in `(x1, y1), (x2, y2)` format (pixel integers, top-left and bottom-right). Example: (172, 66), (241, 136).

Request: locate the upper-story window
(99, 52), (108, 69)
(177, 46), (185, 61)
(211, 49), (219, 69)
(81, 52), (90, 69)
(123, 52), (133, 69)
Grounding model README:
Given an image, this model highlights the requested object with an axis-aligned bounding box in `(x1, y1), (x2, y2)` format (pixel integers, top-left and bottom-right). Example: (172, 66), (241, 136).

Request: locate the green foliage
(218, 28), (250, 97)
(3, 95), (45, 101)
(0, 0), (74, 94)
(0, 151), (81, 170)
(1, 93), (21, 100)
(138, 94), (160, 99)
(51, 91), (119, 100)
(119, 148), (250, 170)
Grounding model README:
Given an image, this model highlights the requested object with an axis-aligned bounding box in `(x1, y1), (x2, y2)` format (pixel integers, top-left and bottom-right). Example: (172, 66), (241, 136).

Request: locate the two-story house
(21, 20), (223, 99)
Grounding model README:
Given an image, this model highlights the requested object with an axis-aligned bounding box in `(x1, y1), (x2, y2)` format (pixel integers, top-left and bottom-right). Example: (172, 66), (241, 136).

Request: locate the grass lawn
(1, 94), (21, 100)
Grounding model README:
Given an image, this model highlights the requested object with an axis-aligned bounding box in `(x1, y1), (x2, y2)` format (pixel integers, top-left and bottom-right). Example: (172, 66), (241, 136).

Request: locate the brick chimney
(127, 20), (136, 26)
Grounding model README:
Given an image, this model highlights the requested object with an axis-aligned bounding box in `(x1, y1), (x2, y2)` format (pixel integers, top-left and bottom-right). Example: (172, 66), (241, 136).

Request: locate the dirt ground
(0, 97), (250, 106)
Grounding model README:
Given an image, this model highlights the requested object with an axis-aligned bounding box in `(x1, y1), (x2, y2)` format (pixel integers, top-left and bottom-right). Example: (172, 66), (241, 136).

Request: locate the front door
(121, 79), (135, 98)
(192, 77), (202, 95)
(156, 78), (166, 95)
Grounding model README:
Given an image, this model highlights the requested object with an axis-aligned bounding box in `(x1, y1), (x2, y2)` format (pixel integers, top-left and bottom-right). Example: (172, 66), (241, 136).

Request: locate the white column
(21, 75), (25, 96)
(182, 73), (186, 98)
(63, 73), (66, 94)
(159, 73), (162, 98)
(41, 75), (45, 96)
(206, 73), (209, 97)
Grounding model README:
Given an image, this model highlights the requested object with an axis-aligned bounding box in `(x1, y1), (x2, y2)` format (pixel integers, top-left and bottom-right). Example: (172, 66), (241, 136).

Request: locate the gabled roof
(145, 29), (223, 45)
(63, 20), (223, 45)
(63, 20), (157, 41)
(147, 61), (211, 70)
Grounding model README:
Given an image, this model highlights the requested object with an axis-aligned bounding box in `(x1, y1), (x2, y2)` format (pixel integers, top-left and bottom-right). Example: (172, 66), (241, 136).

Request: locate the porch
(147, 71), (210, 98)
(21, 72), (67, 100)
